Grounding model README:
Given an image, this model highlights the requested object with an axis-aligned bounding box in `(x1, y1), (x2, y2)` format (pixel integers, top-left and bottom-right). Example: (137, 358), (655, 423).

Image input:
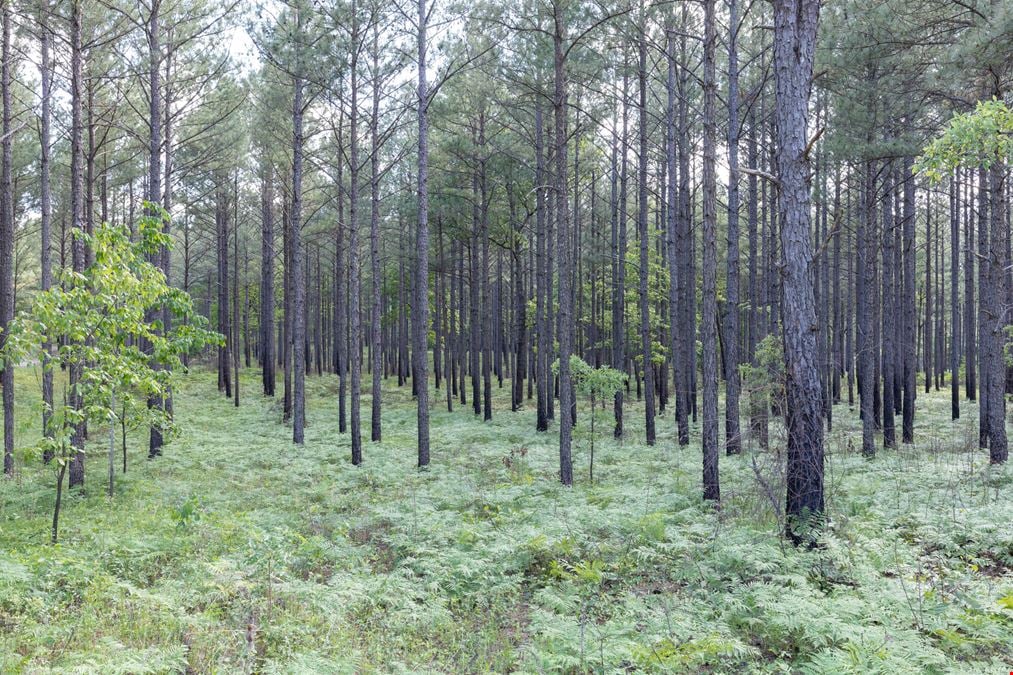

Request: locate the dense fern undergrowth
(1, 367), (1011, 673)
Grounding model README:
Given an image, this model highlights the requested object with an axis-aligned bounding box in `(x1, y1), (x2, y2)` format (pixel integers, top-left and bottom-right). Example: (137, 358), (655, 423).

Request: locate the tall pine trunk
(773, 0), (824, 542)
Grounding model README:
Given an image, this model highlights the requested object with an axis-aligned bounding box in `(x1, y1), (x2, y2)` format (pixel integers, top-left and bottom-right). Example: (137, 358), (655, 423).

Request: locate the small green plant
(1, 204), (222, 542)
(555, 355), (626, 483)
(170, 495), (203, 529)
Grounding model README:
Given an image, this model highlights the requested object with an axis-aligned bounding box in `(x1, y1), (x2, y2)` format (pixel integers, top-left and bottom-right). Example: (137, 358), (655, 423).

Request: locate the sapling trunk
(52, 453), (66, 544)
(121, 401), (127, 473)
(108, 390), (115, 497)
(589, 394), (595, 484)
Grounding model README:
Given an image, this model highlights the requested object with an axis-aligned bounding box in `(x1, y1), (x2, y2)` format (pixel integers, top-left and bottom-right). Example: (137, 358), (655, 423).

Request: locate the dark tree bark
(217, 186), (232, 400)
(551, 1), (573, 486)
(773, 0), (824, 542)
(291, 65), (306, 445)
(984, 161), (1008, 463)
(636, 18), (655, 446)
(963, 168), (976, 401)
(747, 97), (766, 448)
(510, 187), (527, 413)
(336, 103), (348, 432)
(0, 0), (12, 476)
(40, 0), (55, 457)
(949, 174), (960, 419)
(348, 9), (363, 464)
(675, 10), (693, 439)
(260, 165), (276, 396)
(68, 0), (86, 487)
(858, 164), (876, 457)
(415, 0), (431, 467)
(924, 176), (933, 395)
(881, 171), (896, 448)
(370, 24), (383, 443)
(469, 164), (481, 416)
(901, 155), (916, 443)
(233, 175), (241, 409)
(724, 0), (741, 455)
(977, 166), (988, 447)
(612, 65), (629, 439)
(701, 0), (719, 501)
(146, 0), (166, 459)
(479, 115), (492, 422)
(535, 104), (549, 432)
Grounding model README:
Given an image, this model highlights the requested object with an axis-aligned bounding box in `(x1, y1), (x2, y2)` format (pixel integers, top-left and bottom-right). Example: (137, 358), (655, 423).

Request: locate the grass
(1, 364), (1011, 673)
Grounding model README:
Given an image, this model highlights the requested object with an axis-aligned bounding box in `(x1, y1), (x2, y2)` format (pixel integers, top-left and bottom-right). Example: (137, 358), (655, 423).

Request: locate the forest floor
(1, 367), (1012, 673)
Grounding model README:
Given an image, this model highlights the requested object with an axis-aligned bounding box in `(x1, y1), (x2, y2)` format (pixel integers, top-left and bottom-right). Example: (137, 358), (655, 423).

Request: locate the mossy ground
(1, 366), (1011, 673)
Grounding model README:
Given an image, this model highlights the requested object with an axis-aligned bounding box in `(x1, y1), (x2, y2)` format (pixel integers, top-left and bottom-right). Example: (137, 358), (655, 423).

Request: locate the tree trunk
(701, 0), (720, 501)
(39, 0), (54, 456)
(773, 0), (824, 542)
(949, 174), (960, 419)
(724, 0), (741, 455)
(985, 162), (1008, 463)
(348, 8), (363, 464)
(881, 170), (896, 448)
(858, 164), (876, 457)
(637, 19), (655, 446)
(0, 0), (13, 476)
(291, 64), (306, 444)
(261, 166), (275, 396)
(415, 0), (431, 466)
(614, 61), (629, 439)
(68, 0), (86, 487)
(552, 4), (573, 486)
(370, 25), (383, 443)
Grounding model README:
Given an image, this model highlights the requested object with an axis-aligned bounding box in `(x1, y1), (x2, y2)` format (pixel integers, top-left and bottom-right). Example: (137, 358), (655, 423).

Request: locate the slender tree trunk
(701, 0), (720, 501)
(68, 0), (86, 487)
(901, 155), (916, 443)
(676, 13), (693, 438)
(480, 115), (492, 422)
(637, 18), (655, 446)
(552, 4), (573, 486)
(370, 24), (383, 443)
(535, 104), (549, 432)
(146, 0), (166, 458)
(614, 62), (629, 439)
(858, 163), (875, 457)
(415, 0), (431, 466)
(349, 8), (363, 464)
(39, 1), (54, 456)
(724, 0), (741, 455)
(977, 166), (989, 447)
(963, 168), (976, 401)
(291, 65), (306, 444)
(925, 180), (933, 395)
(0, 0), (13, 476)
(949, 174), (960, 418)
(881, 171), (896, 448)
(261, 166), (276, 396)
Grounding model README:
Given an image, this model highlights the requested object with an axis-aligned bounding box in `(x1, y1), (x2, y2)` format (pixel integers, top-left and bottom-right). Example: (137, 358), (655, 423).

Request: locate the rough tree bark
(0, 0), (13, 476)
(260, 165), (275, 396)
(291, 63), (306, 445)
(773, 0), (824, 542)
(68, 0), (86, 487)
(724, 0), (741, 455)
(701, 0), (720, 501)
(415, 0), (431, 467)
(637, 16), (655, 446)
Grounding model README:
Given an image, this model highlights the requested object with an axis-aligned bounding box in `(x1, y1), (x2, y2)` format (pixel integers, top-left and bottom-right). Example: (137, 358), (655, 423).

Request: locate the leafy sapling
(556, 356), (626, 483)
(1, 204), (222, 543)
